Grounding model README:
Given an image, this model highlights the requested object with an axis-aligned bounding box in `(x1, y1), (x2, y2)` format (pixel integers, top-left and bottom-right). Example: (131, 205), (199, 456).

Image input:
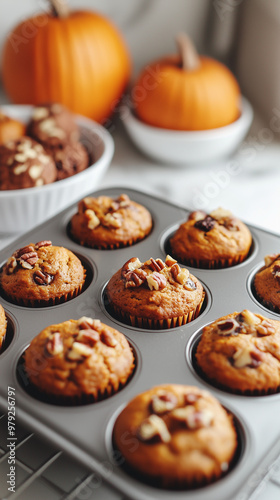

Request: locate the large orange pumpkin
(2, 0), (131, 123)
(132, 34), (241, 131)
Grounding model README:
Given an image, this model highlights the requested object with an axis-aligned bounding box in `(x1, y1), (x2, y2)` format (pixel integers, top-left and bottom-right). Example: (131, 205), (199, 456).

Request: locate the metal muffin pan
(0, 186), (280, 500)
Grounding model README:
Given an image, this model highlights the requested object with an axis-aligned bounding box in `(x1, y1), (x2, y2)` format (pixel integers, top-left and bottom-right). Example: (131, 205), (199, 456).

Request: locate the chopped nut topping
(45, 332), (63, 356)
(35, 240), (52, 249)
(236, 310), (261, 326)
(216, 318), (240, 336)
(77, 329), (100, 346)
(147, 272), (167, 290)
(210, 208), (232, 220)
(124, 269), (147, 288)
(233, 346), (264, 368)
(264, 254), (279, 267)
(102, 213), (122, 228)
(14, 245), (35, 258)
(85, 209), (100, 230)
(171, 407), (214, 429)
(150, 391), (178, 414)
(184, 278), (197, 291)
(5, 256), (17, 274)
(137, 415), (171, 443)
(256, 320), (275, 336)
(194, 215), (215, 232)
(184, 393), (201, 405)
(67, 342), (93, 361)
(78, 317), (101, 331)
(148, 258), (165, 272)
(19, 251), (38, 269)
(165, 255), (177, 267)
(272, 264), (280, 280)
(33, 269), (53, 285)
(100, 329), (118, 347)
(29, 165), (43, 179)
(171, 263), (189, 285)
(188, 210), (207, 222)
(121, 257), (142, 278)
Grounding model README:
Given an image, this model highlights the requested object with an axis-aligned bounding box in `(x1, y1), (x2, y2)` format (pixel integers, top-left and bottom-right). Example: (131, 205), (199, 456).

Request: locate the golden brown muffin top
(170, 208), (252, 263)
(254, 254), (280, 311)
(24, 317), (134, 399)
(70, 194), (153, 248)
(196, 310), (280, 393)
(106, 255), (204, 320)
(0, 240), (85, 303)
(113, 384), (237, 488)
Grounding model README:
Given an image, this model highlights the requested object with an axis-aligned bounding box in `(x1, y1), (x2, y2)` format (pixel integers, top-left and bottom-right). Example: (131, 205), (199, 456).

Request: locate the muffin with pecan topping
(0, 137), (57, 190)
(24, 317), (134, 404)
(106, 255), (205, 329)
(0, 240), (85, 306)
(253, 254), (280, 313)
(70, 194), (153, 249)
(195, 310), (280, 395)
(113, 384), (238, 489)
(0, 304), (7, 351)
(27, 103), (79, 147)
(169, 208), (252, 269)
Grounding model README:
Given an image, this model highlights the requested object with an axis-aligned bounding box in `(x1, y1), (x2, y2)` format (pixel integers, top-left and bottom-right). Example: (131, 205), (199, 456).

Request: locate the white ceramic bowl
(0, 105), (114, 234)
(121, 96), (253, 165)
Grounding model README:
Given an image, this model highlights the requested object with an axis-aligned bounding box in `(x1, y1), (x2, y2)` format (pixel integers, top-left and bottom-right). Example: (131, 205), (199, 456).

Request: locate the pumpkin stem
(176, 33), (200, 71)
(49, 0), (69, 18)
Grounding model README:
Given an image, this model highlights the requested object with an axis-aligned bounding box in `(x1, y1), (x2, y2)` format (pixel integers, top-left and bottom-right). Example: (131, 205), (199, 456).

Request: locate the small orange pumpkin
(2, 0), (131, 123)
(132, 34), (241, 131)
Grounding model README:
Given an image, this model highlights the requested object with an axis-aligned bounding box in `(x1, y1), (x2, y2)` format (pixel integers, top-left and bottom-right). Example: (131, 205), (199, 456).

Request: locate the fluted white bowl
(0, 105), (114, 234)
(121, 96), (253, 165)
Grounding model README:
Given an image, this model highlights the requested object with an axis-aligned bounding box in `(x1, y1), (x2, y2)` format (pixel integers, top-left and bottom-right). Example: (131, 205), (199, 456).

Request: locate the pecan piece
(264, 254), (279, 267)
(150, 391), (178, 415)
(33, 269), (53, 285)
(45, 332), (63, 356)
(147, 272), (167, 290)
(100, 329), (117, 347)
(77, 329), (100, 346)
(102, 213), (122, 228)
(273, 264), (280, 279)
(184, 278), (197, 291)
(137, 415), (171, 443)
(165, 255), (177, 267)
(235, 310), (261, 326)
(184, 393), (201, 405)
(121, 257), (142, 277)
(19, 252), (38, 269)
(14, 245), (35, 258)
(124, 269), (147, 288)
(188, 210), (207, 222)
(5, 256), (17, 274)
(78, 317), (101, 331)
(148, 258), (165, 272)
(232, 346), (264, 368)
(34, 240), (52, 249)
(216, 318), (240, 336)
(256, 320), (275, 336)
(171, 263), (189, 285)
(194, 215), (215, 232)
(171, 407), (213, 429)
(85, 209), (100, 230)
(66, 342), (93, 361)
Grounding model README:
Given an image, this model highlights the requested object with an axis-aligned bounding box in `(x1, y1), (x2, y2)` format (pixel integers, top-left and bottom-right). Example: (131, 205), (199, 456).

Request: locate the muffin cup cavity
(0, 312), (16, 355)
(249, 263), (280, 315)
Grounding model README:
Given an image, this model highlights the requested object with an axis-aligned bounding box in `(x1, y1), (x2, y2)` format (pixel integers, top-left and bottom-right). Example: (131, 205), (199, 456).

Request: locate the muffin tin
(0, 187), (280, 500)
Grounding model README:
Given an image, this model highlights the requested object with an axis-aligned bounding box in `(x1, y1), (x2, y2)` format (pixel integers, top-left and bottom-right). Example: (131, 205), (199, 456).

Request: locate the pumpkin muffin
(113, 384), (238, 489)
(253, 253), (280, 313)
(28, 103), (80, 147)
(0, 112), (25, 145)
(70, 194), (153, 249)
(0, 304), (7, 351)
(45, 141), (89, 181)
(169, 208), (252, 269)
(24, 317), (135, 404)
(195, 310), (280, 395)
(106, 255), (205, 329)
(0, 137), (57, 190)
(0, 240), (85, 306)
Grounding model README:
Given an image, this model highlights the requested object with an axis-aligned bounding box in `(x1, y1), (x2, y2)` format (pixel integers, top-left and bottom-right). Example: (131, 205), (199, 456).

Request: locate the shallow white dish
(0, 105), (114, 234)
(121, 96), (253, 165)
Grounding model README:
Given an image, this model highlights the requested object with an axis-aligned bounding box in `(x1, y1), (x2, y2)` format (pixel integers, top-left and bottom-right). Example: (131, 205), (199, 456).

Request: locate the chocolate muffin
(28, 103), (79, 147)
(24, 317), (135, 404)
(254, 254), (280, 313)
(70, 194), (153, 249)
(45, 141), (89, 181)
(0, 304), (7, 351)
(106, 255), (205, 329)
(0, 240), (85, 306)
(0, 137), (57, 190)
(113, 384), (238, 489)
(170, 208), (252, 269)
(195, 310), (280, 395)
(0, 112), (25, 145)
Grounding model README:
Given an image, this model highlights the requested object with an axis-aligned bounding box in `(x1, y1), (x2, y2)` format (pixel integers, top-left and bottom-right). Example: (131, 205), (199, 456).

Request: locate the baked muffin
(45, 141), (89, 181)
(0, 304), (7, 351)
(113, 384), (238, 489)
(0, 240), (85, 306)
(28, 103), (79, 147)
(253, 253), (280, 313)
(0, 137), (57, 190)
(170, 208), (252, 269)
(70, 194), (153, 249)
(0, 112), (25, 145)
(24, 317), (135, 404)
(195, 310), (280, 395)
(106, 255), (205, 329)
